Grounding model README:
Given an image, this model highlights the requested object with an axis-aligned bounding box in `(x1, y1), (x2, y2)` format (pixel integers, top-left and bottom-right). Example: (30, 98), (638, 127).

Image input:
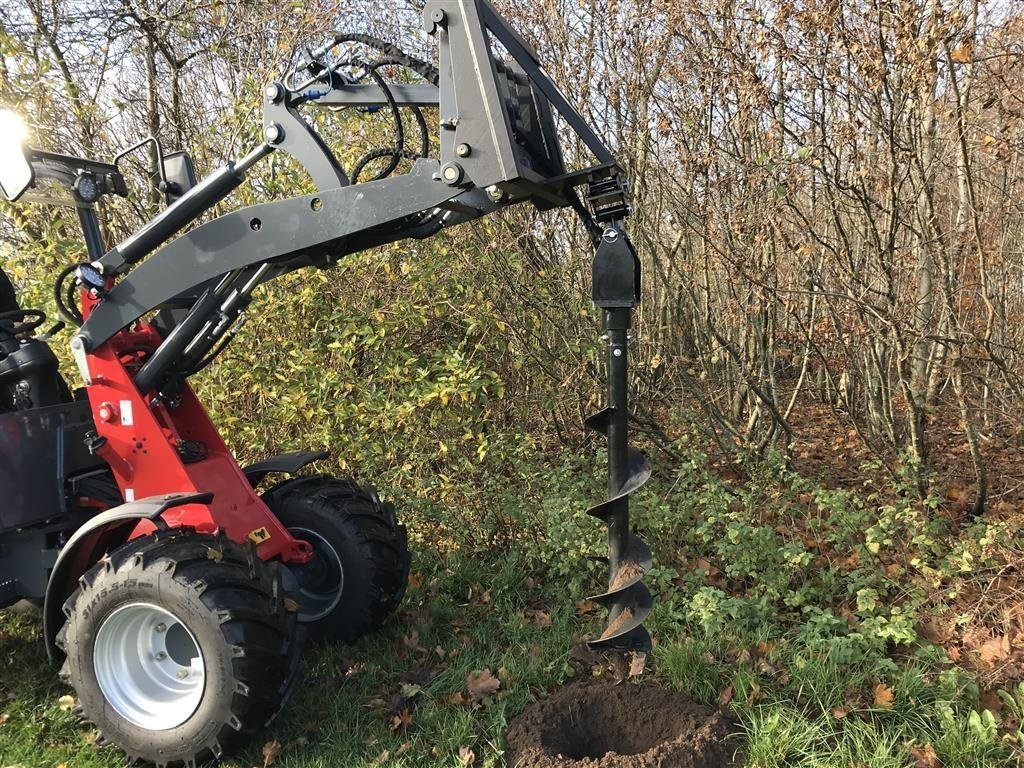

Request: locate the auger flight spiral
(583, 174), (652, 653)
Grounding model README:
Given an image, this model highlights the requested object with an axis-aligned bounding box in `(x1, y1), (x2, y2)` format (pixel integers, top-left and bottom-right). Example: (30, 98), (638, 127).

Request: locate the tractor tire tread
(58, 529), (302, 767)
(261, 475), (409, 641)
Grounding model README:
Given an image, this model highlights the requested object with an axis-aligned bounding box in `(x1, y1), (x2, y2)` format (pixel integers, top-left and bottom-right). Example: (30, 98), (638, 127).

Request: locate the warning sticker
(247, 527), (271, 544)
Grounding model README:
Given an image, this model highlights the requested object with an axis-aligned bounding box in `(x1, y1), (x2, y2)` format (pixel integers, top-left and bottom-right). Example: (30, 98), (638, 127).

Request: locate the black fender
(43, 492), (213, 665)
(243, 450), (329, 487)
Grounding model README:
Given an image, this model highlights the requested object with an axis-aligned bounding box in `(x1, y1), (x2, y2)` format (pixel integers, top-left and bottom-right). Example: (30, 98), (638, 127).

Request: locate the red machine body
(80, 290), (313, 564)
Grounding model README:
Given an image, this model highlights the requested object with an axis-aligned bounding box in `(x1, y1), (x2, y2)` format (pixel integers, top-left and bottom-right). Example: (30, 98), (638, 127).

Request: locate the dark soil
(505, 678), (738, 768)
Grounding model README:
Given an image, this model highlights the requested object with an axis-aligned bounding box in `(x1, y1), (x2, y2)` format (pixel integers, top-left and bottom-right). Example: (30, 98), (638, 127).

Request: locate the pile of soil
(505, 678), (738, 768)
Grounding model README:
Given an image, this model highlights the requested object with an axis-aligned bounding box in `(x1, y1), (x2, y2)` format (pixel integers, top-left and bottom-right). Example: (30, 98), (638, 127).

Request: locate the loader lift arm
(66, 0), (650, 652)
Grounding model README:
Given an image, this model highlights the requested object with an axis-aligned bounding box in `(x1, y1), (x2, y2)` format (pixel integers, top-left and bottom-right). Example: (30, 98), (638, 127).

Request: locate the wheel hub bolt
(155, 623), (167, 633)
(156, 651), (167, 661)
(176, 669), (189, 680)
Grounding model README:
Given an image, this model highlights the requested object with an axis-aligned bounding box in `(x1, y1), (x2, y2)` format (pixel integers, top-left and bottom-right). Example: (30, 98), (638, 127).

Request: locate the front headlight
(0, 109), (34, 202)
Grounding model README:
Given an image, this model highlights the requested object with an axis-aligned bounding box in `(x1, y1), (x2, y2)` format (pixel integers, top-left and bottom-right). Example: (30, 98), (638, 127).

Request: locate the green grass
(1, 452), (1020, 767)
(0, 552), (584, 768)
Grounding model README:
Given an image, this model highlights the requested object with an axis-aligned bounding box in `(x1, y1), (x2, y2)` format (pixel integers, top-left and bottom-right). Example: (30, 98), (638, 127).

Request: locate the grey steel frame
(70, 0), (650, 652)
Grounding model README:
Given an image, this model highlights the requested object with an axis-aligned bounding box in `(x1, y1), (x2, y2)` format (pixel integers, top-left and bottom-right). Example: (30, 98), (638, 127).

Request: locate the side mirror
(161, 151), (196, 204)
(0, 110), (34, 203)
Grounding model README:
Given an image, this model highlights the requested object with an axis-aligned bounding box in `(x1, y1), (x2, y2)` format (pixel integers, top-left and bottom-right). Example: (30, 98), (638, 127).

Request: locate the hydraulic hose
(329, 33), (439, 85)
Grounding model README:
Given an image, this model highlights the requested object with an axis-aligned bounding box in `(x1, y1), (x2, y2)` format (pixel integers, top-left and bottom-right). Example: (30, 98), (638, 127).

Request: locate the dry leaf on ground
(873, 683), (894, 708)
(262, 739), (282, 768)
(389, 708), (412, 731)
(628, 651), (647, 678)
(458, 745), (476, 766)
(909, 743), (941, 768)
(466, 668), (501, 702)
(978, 634), (1012, 667)
(718, 684), (734, 706)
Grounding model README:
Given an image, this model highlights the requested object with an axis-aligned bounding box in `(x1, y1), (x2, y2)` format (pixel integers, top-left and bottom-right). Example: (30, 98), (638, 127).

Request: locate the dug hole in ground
(505, 677), (739, 768)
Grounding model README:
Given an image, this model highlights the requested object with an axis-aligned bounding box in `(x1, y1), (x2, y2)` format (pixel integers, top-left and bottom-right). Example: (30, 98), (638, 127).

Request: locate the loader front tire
(261, 475), (410, 642)
(56, 529), (302, 767)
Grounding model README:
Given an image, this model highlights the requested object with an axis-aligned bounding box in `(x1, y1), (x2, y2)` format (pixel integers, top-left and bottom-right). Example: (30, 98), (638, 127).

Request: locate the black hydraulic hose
(351, 64), (407, 183)
(366, 55), (431, 158)
(330, 33), (439, 85)
(0, 309), (45, 335)
(54, 263), (85, 326)
(351, 59), (432, 183)
(190, 330), (236, 375)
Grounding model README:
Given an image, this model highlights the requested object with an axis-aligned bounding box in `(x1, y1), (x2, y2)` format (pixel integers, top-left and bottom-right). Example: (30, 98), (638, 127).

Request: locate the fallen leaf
(745, 679), (762, 706)
(466, 669), (501, 702)
(718, 684), (734, 706)
(831, 707), (848, 720)
(458, 745), (476, 766)
(407, 571), (423, 589)
(262, 739), (282, 768)
(628, 651), (648, 678)
(0, 713), (9, 726)
(389, 708), (412, 731)
(372, 749), (390, 765)
(873, 683), (894, 708)
(978, 634), (1011, 667)
(57, 695), (75, 711)
(917, 619), (953, 645)
(400, 683), (422, 700)
(909, 743), (941, 768)
(522, 608), (552, 628)
(206, 547), (223, 562)
(576, 599), (598, 616)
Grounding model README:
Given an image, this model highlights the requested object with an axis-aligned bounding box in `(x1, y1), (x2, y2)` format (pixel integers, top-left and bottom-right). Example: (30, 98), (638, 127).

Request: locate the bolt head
(441, 162), (463, 185)
(176, 669), (189, 680)
(264, 84), (281, 102)
(613, 348), (623, 357)
(154, 622), (167, 633)
(156, 651), (168, 661)
(264, 123), (284, 144)
(456, 142), (471, 158)
(602, 228), (620, 242)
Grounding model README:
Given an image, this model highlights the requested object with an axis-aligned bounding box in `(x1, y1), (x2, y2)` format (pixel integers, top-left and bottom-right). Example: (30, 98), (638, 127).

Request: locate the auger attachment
(585, 214), (652, 653)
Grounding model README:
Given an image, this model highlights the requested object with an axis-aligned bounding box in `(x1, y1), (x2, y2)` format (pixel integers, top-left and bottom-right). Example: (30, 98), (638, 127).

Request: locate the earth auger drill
(0, 0), (650, 763)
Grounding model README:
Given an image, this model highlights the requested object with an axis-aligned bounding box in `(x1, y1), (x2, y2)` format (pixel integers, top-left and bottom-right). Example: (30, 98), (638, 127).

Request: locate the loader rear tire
(56, 528), (302, 767)
(261, 475), (410, 642)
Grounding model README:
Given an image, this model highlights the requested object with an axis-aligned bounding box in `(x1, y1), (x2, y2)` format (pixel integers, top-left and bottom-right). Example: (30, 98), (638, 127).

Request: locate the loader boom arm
(73, 0), (652, 652)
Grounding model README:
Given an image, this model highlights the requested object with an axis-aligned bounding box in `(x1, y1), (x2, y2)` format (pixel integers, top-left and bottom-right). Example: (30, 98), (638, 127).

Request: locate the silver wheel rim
(93, 603), (205, 730)
(289, 526), (344, 622)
